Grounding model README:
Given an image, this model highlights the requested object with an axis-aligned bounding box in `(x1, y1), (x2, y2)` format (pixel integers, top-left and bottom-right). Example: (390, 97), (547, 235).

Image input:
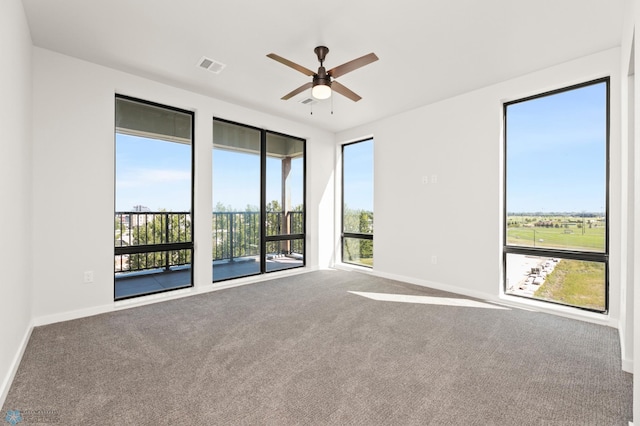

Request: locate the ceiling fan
(267, 46), (378, 102)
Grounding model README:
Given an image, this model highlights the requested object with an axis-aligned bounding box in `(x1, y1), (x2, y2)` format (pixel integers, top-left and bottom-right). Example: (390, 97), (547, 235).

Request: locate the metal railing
(115, 211), (192, 273)
(212, 211), (304, 261)
(212, 212), (260, 261)
(115, 210), (304, 274)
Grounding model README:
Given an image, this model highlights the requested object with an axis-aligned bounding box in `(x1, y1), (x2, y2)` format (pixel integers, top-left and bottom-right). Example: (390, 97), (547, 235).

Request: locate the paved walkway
(506, 254), (557, 297)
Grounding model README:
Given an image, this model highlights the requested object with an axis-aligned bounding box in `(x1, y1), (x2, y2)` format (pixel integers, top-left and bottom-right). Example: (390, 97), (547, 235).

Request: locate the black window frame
(212, 117), (306, 282)
(502, 77), (610, 313)
(341, 138), (374, 268)
(114, 94), (196, 301)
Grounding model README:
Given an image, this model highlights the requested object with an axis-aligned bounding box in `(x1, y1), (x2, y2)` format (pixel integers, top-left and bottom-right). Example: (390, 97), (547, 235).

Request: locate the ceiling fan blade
(331, 81), (362, 102)
(328, 53), (378, 79)
(281, 82), (313, 100)
(267, 53), (315, 76)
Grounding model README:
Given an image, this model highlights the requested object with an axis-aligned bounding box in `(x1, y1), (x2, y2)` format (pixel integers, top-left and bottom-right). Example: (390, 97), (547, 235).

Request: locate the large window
(114, 96), (194, 300)
(212, 120), (261, 281)
(504, 79), (609, 312)
(265, 132), (305, 272)
(342, 139), (374, 267)
(212, 119), (305, 282)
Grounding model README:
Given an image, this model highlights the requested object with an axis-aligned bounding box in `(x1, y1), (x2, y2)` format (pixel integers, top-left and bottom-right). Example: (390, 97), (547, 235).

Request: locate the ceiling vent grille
(299, 97), (317, 105)
(197, 56), (226, 74)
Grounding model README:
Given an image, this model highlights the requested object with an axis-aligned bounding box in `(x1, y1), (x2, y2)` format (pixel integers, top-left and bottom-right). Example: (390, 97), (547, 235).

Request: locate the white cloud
(117, 168), (190, 188)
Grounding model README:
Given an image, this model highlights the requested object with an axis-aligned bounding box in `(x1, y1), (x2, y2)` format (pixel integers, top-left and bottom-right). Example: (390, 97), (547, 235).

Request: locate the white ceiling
(21, 0), (624, 133)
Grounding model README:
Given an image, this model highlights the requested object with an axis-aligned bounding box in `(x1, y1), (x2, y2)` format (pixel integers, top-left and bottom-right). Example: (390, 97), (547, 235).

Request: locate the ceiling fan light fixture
(312, 83), (332, 100)
(268, 46), (378, 102)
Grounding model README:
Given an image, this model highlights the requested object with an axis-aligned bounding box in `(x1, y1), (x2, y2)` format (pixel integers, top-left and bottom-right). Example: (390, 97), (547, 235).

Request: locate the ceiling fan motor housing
(313, 66), (331, 88)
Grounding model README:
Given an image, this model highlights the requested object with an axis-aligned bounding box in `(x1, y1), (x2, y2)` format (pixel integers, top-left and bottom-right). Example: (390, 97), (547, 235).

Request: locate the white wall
(30, 48), (335, 322)
(0, 0), (33, 404)
(620, 0), (636, 379)
(337, 48), (622, 327)
(622, 0), (640, 423)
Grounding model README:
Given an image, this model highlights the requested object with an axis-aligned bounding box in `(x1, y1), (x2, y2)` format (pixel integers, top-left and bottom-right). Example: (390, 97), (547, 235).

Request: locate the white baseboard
(369, 269), (494, 302)
(32, 303), (115, 327)
(34, 266), (318, 327)
(619, 326), (634, 373)
(349, 267), (614, 328)
(0, 322), (33, 409)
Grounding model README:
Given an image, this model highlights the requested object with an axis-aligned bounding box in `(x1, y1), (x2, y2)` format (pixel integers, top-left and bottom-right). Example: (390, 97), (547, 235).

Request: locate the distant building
(131, 205), (151, 227)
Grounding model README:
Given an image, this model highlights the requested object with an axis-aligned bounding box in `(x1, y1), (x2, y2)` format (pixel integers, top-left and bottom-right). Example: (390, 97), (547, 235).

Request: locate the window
(503, 79), (609, 312)
(212, 119), (305, 282)
(342, 139), (374, 267)
(114, 96), (194, 300)
(212, 120), (261, 281)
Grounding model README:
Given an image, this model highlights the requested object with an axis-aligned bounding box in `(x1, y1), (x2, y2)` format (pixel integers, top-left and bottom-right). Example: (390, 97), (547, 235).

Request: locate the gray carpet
(2, 270), (633, 425)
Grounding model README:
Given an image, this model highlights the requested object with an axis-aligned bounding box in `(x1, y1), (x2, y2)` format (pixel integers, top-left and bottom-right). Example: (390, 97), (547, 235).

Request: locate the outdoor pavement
(506, 254), (556, 297)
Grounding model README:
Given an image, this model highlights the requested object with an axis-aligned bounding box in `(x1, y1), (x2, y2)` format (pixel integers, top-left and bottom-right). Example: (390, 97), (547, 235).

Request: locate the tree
(266, 200), (282, 236)
(128, 211), (192, 271)
(214, 202), (232, 212)
(342, 205), (373, 263)
(114, 216), (123, 245)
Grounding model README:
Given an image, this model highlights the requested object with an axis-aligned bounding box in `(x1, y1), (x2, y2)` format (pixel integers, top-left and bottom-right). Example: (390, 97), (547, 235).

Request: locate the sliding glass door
(265, 132), (305, 272)
(212, 120), (262, 281)
(212, 119), (305, 282)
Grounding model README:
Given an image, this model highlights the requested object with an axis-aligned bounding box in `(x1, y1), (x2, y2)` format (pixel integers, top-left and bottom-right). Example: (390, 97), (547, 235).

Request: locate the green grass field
(343, 239), (373, 267)
(358, 257), (374, 267)
(533, 259), (605, 311)
(507, 215), (605, 251)
(508, 215), (606, 310)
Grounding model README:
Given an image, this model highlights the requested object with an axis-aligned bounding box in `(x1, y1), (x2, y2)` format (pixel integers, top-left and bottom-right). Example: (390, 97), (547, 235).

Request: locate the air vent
(299, 97), (317, 105)
(197, 56), (226, 74)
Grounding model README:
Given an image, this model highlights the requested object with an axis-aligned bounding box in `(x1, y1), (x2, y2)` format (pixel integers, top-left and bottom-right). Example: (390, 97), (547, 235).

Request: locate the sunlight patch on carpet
(349, 291), (510, 310)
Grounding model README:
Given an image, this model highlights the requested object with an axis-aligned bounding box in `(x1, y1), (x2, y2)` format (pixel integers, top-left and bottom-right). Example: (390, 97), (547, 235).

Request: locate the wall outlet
(422, 176), (429, 184)
(431, 255), (437, 264)
(431, 174), (438, 184)
(83, 271), (94, 283)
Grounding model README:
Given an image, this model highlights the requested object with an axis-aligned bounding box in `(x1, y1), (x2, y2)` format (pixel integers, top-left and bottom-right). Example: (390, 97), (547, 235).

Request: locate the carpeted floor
(2, 270), (633, 425)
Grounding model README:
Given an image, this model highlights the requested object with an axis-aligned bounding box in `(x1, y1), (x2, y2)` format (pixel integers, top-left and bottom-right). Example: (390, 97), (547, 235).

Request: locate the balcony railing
(115, 211), (304, 274)
(212, 211), (304, 261)
(115, 211), (192, 274)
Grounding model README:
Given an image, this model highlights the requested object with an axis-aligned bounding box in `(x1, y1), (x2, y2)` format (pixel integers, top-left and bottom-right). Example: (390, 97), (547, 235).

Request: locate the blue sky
(115, 134), (305, 212)
(117, 82), (602, 216)
(506, 81), (607, 213)
(343, 140), (374, 211)
(212, 150), (260, 211)
(115, 135), (192, 211)
(212, 150), (304, 211)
